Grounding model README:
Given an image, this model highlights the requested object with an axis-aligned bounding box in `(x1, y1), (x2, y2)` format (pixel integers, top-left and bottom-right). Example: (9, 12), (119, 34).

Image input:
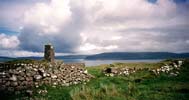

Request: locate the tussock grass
(70, 83), (122, 100)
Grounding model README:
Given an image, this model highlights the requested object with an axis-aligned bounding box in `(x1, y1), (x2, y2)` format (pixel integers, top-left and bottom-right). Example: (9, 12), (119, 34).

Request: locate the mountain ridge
(0, 52), (189, 61)
(85, 52), (189, 60)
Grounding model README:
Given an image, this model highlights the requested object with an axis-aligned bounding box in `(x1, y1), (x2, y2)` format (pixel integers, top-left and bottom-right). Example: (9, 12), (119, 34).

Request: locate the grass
(111, 62), (164, 69)
(1, 59), (189, 100)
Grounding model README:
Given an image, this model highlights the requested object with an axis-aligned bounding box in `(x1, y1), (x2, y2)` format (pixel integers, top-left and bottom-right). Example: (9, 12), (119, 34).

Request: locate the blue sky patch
(0, 27), (19, 35)
(148, 0), (157, 3)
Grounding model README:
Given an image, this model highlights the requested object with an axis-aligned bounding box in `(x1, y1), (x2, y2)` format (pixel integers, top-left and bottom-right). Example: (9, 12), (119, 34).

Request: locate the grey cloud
(119, 25), (189, 41)
(83, 24), (189, 53)
(117, 29), (189, 52)
(18, 22), (83, 53)
(18, 1), (87, 53)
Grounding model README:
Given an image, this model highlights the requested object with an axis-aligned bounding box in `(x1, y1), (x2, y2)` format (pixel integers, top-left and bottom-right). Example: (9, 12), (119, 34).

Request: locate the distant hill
(85, 52), (189, 60)
(17, 57), (43, 60)
(17, 55), (87, 60)
(0, 56), (15, 62)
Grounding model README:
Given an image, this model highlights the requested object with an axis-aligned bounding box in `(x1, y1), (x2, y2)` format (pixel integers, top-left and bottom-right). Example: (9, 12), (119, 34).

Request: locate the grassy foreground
(1, 59), (189, 100)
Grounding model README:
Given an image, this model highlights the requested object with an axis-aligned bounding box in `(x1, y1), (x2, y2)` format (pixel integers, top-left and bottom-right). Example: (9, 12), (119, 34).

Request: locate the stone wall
(0, 61), (93, 93)
(103, 60), (184, 77)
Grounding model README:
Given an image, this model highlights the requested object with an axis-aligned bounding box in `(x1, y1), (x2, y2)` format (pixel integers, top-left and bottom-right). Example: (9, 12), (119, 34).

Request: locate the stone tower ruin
(44, 44), (55, 62)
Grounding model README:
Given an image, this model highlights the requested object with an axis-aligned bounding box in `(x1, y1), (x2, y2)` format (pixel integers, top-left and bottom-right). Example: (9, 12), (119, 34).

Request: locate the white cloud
(0, 33), (20, 49)
(23, 0), (72, 35)
(79, 43), (98, 51)
(12, 51), (43, 57)
(79, 42), (118, 54)
(111, 36), (122, 40)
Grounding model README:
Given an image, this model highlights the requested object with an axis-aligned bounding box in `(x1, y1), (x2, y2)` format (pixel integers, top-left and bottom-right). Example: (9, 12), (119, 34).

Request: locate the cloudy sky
(0, 0), (189, 57)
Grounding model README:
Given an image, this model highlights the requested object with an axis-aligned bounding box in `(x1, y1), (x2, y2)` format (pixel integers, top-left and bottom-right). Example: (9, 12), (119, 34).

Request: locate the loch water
(61, 59), (163, 66)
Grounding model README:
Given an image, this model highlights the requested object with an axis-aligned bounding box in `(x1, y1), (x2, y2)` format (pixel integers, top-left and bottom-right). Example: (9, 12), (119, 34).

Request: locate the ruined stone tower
(44, 44), (55, 62)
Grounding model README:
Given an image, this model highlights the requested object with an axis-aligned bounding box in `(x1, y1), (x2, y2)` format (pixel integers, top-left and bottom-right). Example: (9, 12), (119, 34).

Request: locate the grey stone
(39, 68), (45, 73)
(10, 75), (17, 81)
(17, 76), (25, 81)
(51, 74), (57, 79)
(42, 72), (48, 77)
(11, 82), (18, 87)
(34, 75), (42, 80)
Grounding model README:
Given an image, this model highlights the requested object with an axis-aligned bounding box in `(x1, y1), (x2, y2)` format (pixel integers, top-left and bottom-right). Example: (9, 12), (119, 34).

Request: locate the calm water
(60, 59), (163, 66)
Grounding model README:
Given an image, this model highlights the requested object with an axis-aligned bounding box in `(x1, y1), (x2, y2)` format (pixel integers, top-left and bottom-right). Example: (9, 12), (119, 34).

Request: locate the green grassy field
(1, 59), (189, 100)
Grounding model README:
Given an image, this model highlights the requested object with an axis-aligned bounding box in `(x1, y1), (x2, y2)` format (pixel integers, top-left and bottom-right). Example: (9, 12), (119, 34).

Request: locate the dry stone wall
(0, 61), (93, 93)
(103, 60), (184, 77)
